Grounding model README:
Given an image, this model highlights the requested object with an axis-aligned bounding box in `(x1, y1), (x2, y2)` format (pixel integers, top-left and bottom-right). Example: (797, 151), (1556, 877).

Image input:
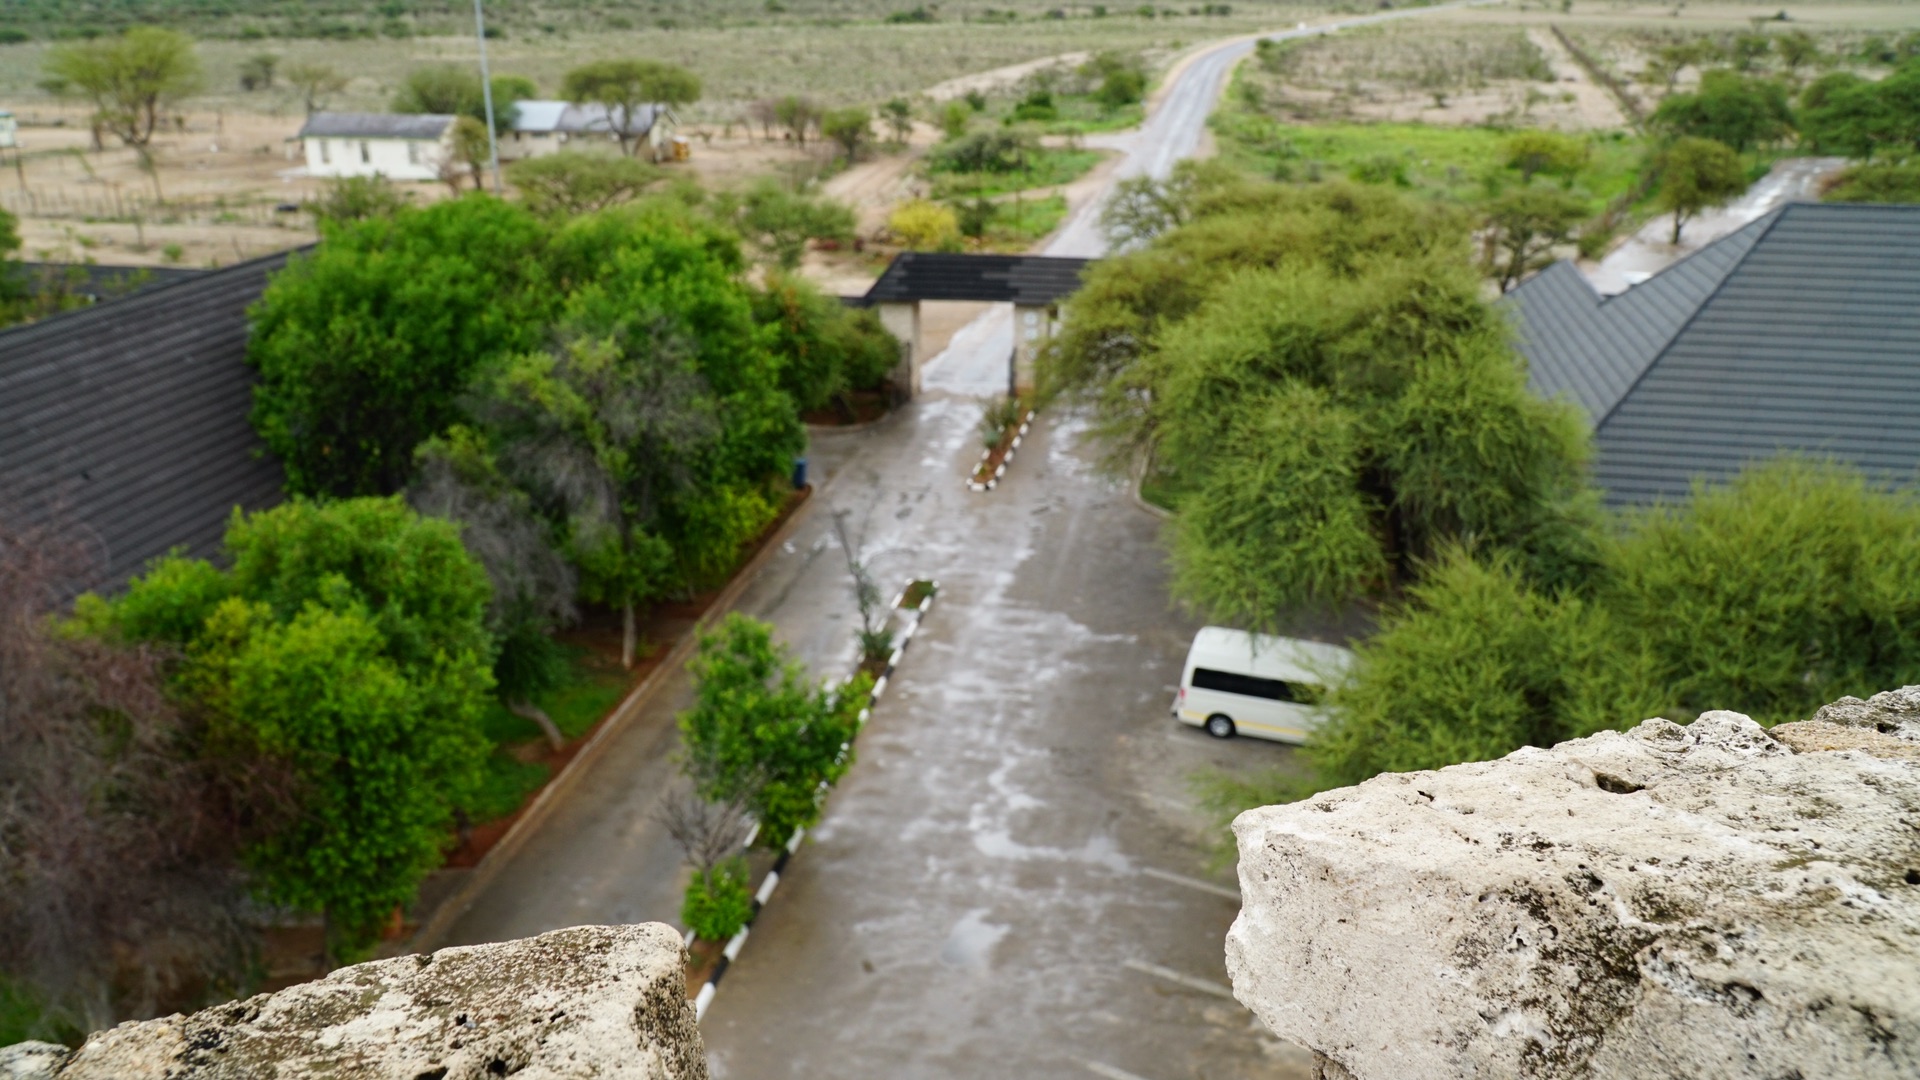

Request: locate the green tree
(285, 61), (347, 115)
(822, 106), (873, 164)
(0, 206), (24, 328)
(478, 331), (713, 669)
(720, 181), (855, 270)
(562, 59), (701, 156)
(1500, 130), (1588, 183)
(1654, 136), (1747, 243)
(1081, 50), (1147, 110)
(888, 198), (961, 251)
(238, 53), (278, 92)
(308, 175), (412, 226)
(247, 197), (554, 497)
(1482, 186), (1588, 292)
(507, 151), (662, 215)
(773, 95), (822, 146)
(43, 27), (201, 148)
(938, 99), (971, 139)
(755, 270), (900, 414)
(80, 498), (495, 962)
(1774, 30), (1820, 73)
(446, 115), (492, 192)
(881, 97), (915, 145)
(1650, 69), (1793, 152)
(394, 65), (534, 133)
(677, 614), (870, 847)
(1821, 161), (1920, 203)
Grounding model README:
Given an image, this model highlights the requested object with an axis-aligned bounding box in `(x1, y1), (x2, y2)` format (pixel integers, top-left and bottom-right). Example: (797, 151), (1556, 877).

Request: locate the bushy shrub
(682, 858), (754, 942)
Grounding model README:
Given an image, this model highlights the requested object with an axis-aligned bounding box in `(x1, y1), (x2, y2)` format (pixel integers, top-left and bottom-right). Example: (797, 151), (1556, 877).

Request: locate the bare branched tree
(653, 781), (755, 875)
(0, 510), (242, 1036)
(830, 507), (892, 665)
(411, 439), (578, 750)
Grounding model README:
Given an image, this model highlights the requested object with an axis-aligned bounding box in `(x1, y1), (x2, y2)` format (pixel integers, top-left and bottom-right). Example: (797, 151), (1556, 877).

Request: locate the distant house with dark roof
(503, 100), (678, 161)
(297, 112), (456, 181)
(0, 252), (291, 589)
(1504, 202), (1920, 505)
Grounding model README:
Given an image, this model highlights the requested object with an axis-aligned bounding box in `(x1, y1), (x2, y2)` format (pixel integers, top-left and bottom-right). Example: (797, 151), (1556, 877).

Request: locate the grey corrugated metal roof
(298, 112), (455, 139)
(862, 252), (1094, 305)
(0, 250), (294, 589)
(1505, 213), (1773, 420)
(1589, 202), (1920, 505)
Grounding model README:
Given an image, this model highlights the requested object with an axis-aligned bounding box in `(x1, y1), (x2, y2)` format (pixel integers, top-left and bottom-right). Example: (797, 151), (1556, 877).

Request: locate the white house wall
(303, 135), (445, 181)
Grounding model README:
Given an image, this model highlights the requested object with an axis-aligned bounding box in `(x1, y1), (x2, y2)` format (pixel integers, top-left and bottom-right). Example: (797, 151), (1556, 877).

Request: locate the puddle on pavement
(939, 907), (1010, 969)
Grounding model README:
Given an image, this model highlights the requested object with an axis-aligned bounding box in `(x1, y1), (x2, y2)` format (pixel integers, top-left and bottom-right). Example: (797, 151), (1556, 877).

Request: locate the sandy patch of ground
(925, 53), (1093, 103)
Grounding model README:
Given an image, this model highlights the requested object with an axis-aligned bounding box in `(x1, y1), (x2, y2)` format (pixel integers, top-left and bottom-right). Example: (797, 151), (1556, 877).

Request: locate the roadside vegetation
(1045, 164), (1920, 831)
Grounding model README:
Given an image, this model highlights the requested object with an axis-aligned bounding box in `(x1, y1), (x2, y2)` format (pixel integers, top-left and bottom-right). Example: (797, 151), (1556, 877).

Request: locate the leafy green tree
(754, 270), (900, 414)
(79, 498), (495, 962)
(1821, 161), (1920, 203)
(1099, 158), (1241, 249)
(394, 66), (534, 133)
(1310, 550), (1656, 789)
(1649, 69), (1793, 152)
(238, 53), (278, 92)
(930, 129), (1035, 174)
(939, 99), (971, 139)
(719, 180), (856, 269)
(1774, 30), (1820, 73)
(446, 115), (492, 192)
(308, 175), (412, 225)
(1654, 136), (1747, 243)
(822, 106), (873, 164)
(1482, 186), (1588, 291)
(508, 151), (662, 215)
(1798, 61), (1920, 160)
(43, 27), (201, 148)
(285, 61), (347, 115)
(677, 614), (870, 847)
(1081, 50), (1147, 110)
(1500, 130), (1587, 183)
(247, 197), (554, 496)
(881, 97), (915, 145)
(1729, 32), (1772, 72)
(773, 95), (822, 146)
(562, 59), (701, 156)
(0, 206), (24, 328)
(478, 331), (712, 669)
(1604, 459), (1920, 724)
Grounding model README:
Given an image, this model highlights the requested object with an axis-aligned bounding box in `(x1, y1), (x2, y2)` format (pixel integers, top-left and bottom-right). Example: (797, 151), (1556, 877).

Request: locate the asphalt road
(433, 7), (1490, 1075)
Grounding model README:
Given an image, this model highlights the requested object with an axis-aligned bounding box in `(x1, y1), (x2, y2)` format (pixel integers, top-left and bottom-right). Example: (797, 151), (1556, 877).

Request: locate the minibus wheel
(1205, 714), (1235, 739)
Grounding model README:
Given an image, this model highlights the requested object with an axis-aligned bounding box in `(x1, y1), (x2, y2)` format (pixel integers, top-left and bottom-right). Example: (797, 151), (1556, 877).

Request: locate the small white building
(0, 110), (18, 151)
(297, 112), (456, 181)
(501, 100), (677, 162)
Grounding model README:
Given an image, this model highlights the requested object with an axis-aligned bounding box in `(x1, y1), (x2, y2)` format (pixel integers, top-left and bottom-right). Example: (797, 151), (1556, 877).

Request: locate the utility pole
(472, 0), (503, 195)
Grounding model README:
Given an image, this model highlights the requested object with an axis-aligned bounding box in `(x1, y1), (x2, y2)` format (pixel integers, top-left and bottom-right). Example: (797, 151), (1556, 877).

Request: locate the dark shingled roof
(0, 250), (294, 589)
(297, 112), (455, 139)
(1504, 202), (1920, 505)
(861, 252), (1094, 305)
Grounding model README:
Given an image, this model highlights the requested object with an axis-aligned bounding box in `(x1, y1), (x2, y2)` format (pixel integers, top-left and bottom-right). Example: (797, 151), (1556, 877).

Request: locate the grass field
(1212, 100), (1648, 212)
(981, 192), (1069, 249)
(929, 147), (1105, 198)
(0, 2), (1325, 122)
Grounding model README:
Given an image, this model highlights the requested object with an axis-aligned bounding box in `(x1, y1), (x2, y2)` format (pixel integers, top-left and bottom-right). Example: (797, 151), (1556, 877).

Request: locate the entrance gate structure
(854, 252), (1095, 398)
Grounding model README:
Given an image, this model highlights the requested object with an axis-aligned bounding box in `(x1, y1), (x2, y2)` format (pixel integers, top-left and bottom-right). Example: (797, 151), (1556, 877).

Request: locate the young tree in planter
(655, 782), (755, 942)
(478, 330), (717, 669)
(678, 614), (870, 847)
(830, 508), (892, 666)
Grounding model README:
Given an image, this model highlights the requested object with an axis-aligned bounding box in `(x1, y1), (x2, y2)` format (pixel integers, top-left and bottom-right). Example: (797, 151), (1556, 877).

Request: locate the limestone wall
(0, 924), (705, 1080)
(1227, 688), (1920, 1079)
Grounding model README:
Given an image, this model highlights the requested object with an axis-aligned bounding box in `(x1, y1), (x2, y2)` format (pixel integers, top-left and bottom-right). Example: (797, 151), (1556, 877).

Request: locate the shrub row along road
(432, 6), (1494, 1077)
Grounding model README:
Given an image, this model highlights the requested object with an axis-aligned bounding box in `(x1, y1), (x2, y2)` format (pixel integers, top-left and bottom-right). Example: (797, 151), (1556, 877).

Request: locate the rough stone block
(1226, 689), (1920, 1079)
(16, 923), (705, 1080)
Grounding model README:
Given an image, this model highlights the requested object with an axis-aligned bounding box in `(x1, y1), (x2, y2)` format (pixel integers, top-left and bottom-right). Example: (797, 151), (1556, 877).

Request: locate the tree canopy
(1649, 69), (1793, 153)
(561, 59), (700, 156)
(43, 27), (201, 148)
(1654, 136), (1748, 244)
(1044, 180), (1593, 629)
(76, 498), (494, 960)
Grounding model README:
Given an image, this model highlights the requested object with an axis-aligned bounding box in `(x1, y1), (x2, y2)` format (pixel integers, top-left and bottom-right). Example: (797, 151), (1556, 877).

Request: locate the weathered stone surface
(1226, 690), (1920, 1080)
(0, 1043), (70, 1080)
(29, 924), (704, 1080)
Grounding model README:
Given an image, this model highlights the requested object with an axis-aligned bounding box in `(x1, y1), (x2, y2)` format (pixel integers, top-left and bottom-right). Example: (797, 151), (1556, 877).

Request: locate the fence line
(0, 186), (294, 226)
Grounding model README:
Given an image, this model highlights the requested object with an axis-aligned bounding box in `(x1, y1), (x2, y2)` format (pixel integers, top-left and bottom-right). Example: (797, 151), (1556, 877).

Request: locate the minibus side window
(1192, 668), (1297, 702)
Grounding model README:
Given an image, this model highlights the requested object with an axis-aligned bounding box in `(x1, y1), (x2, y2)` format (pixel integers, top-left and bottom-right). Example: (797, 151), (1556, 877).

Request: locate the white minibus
(1171, 627), (1353, 744)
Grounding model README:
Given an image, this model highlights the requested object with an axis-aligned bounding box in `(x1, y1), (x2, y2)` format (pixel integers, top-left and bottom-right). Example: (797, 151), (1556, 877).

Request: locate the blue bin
(792, 457), (809, 490)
